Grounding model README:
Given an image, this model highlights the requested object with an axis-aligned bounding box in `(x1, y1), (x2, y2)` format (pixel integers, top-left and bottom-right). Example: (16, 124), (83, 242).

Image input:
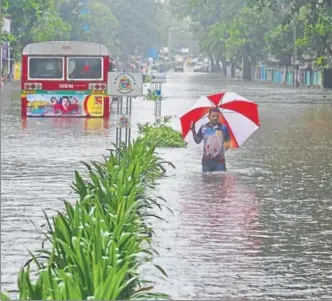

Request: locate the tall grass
(12, 138), (174, 300)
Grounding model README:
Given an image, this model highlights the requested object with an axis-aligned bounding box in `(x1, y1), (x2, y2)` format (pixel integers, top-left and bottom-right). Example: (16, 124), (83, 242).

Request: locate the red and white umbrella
(180, 92), (260, 148)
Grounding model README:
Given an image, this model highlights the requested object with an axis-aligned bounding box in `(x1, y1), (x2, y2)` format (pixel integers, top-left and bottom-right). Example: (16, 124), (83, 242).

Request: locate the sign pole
(115, 96), (122, 149)
(108, 71), (143, 150)
(116, 95), (132, 149)
(154, 88), (157, 121)
(151, 73), (166, 124)
(154, 82), (162, 123)
(125, 96), (132, 146)
(158, 83), (162, 121)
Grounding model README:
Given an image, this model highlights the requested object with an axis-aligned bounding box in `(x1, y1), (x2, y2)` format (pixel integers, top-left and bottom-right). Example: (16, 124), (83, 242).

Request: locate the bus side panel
(21, 96), (27, 117)
(21, 56), (28, 117)
(103, 56), (110, 118)
(103, 56), (109, 79)
(21, 56), (28, 87)
(103, 96), (110, 118)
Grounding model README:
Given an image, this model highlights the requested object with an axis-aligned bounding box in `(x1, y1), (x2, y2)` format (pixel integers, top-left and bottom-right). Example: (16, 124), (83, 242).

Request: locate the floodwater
(1, 72), (332, 300)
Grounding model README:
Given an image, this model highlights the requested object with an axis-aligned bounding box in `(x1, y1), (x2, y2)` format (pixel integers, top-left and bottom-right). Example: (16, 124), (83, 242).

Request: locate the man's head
(208, 108), (221, 125)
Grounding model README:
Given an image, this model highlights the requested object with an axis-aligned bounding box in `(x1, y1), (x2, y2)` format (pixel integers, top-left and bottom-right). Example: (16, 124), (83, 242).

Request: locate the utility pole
(293, 18), (300, 87)
(0, 0), (3, 75)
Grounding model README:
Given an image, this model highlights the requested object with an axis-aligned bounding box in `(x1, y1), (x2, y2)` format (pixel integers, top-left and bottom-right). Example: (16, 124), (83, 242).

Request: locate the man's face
(209, 111), (220, 125)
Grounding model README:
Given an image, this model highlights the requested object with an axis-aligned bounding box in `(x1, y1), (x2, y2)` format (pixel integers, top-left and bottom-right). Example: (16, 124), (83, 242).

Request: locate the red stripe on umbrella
(207, 92), (225, 106)
(180, 107), (211, 139)
(220, 101), (260, 126)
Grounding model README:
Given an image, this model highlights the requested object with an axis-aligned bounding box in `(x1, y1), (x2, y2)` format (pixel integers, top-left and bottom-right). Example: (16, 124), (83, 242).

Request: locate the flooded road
(1, 72), (332, 299)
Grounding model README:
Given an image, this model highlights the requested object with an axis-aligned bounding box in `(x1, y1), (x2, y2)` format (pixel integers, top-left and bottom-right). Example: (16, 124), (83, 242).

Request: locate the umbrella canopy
(180, 92), (260, 148)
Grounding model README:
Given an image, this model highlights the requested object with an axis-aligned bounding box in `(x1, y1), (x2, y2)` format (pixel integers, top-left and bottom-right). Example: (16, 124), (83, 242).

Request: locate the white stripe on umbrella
(222, 109), (259, 146)
(219, 92), (249, 105)
(194, 115), (209, 133)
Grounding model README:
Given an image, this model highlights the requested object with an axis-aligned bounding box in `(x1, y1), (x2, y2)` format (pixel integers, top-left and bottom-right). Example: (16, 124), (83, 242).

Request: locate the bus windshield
(68, 57), (102, 80)
(29, 57), (64, 79)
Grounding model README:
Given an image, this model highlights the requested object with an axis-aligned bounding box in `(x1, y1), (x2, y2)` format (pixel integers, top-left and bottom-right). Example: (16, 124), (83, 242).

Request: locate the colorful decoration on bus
(24, 91), (104, 117)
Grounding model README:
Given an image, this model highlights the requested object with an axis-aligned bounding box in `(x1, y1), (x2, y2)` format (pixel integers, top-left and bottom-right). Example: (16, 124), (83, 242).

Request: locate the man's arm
(223, 126), (231, 150)
(192, 126), (203, 144)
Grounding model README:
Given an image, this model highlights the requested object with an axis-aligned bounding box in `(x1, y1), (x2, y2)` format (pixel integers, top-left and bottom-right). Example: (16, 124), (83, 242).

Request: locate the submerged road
(1, 71), (332, 299)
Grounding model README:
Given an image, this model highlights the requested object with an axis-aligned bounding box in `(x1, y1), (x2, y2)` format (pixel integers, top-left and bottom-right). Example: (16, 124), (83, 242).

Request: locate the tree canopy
(171, 0), (332, 79)
(1, 0), (192, 59)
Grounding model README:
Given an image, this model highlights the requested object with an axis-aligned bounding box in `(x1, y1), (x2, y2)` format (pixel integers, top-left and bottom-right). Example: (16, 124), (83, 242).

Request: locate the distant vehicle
(174, 63), (184, 72)
(193, 62), (209, 72)
(174, 55), (184, 63)
(151, 65), (158, 71)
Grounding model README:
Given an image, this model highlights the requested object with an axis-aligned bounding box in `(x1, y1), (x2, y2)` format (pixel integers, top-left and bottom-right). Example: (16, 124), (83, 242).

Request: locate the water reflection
(168, 173), (265, 299)
(181, 173), (262, 250)
(20, 117), (110, 137)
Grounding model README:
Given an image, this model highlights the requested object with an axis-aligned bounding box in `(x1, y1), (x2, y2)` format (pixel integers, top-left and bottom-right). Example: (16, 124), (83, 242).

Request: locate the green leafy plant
(16, 138), (174, 300)
(0, 292), (10, 300)
(143, 75), (152, 83)
(138, 116), (187, 148)
(145, 89), (162, 101)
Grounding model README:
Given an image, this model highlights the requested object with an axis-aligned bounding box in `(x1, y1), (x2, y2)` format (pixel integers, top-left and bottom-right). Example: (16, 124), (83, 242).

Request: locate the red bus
(21, 41), (111, 118)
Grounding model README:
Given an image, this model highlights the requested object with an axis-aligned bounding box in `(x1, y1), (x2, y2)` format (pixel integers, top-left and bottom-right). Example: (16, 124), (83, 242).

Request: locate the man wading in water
(191, 108), (231, 172)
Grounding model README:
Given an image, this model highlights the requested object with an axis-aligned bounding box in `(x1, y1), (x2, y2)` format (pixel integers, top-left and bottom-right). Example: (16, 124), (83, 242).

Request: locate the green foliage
(0, 292), (10, 300)
(109, 0), (161, 57)
(145, 89), (162, 101)
(144, 75), (152, 83)
(138, 116), (187, 148)
(173, 0), (332, 76)
(252, 0), (332, 60)
(2, 0), (183, 59)
(16, 138), (173, 300)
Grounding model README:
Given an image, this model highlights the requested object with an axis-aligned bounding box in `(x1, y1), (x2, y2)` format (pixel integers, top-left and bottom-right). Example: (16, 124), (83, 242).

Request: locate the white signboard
(160, 47), (169, 54)
(151, 72), (167, 83)
(108, 72), (143, 97)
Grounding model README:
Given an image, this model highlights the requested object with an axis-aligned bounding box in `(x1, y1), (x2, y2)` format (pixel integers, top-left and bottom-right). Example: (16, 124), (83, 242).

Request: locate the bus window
(67, 57), (102, 80)
(29, 57), (63, 79)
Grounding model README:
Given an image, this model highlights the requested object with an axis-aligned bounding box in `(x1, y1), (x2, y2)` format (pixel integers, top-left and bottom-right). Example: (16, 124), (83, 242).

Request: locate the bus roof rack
(22, 41), (109, 56)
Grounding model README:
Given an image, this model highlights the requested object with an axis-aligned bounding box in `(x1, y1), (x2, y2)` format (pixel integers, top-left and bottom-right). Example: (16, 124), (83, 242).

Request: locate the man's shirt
(194, 123), (230, 162)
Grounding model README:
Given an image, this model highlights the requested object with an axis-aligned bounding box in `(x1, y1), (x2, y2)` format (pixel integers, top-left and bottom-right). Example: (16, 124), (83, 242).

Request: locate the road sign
(108, 72), (143, 97)
(151, 72), (166, 83)
(116, 114), (131, 129)
(148, 48), (158, 59)
(83, 24), (90, 32)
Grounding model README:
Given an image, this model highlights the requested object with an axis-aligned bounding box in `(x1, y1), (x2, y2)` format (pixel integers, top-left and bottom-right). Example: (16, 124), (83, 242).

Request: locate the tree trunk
(209, 55), (215, 72)
(283, 65), (288, 84)
(242, 45), (252, 81)
(231, 61), (236, 78)
(215, 58), (222, 72)
(251, 57), (257, 80)
(221, 56), (227, 76)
